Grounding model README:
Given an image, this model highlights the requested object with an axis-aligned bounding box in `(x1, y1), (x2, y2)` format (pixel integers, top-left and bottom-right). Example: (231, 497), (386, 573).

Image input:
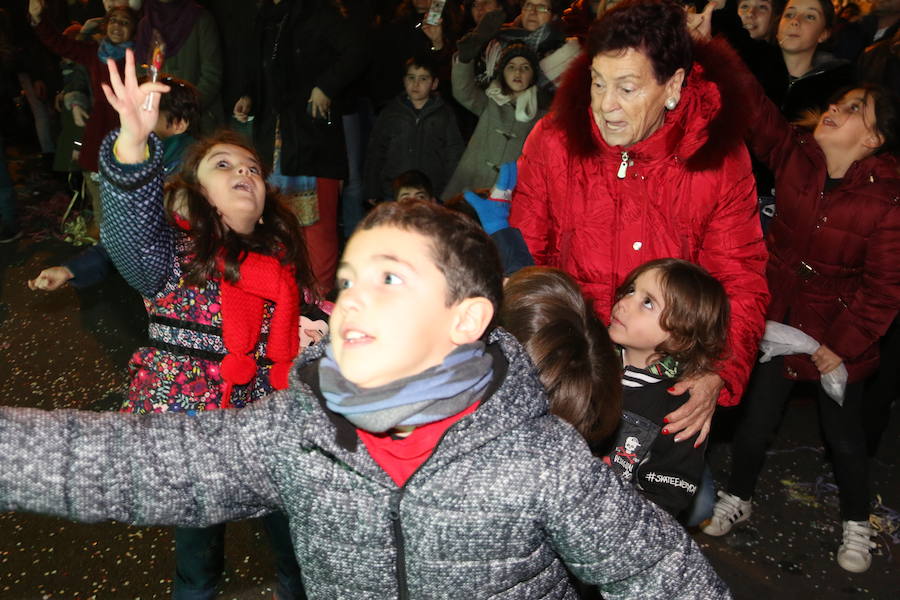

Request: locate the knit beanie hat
(495, 43), (540, 83)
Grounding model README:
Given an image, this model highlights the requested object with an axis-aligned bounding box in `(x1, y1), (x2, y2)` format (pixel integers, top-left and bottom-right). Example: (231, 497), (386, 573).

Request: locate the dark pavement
(1, 148), (897, 599)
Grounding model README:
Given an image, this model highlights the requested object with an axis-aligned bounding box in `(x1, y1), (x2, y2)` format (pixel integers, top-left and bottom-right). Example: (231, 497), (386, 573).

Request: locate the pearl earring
(665, 97), (678, 110)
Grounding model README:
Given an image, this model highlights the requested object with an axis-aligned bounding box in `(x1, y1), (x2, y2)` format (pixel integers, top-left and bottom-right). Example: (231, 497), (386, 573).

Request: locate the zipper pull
(617, 151), (629, 179)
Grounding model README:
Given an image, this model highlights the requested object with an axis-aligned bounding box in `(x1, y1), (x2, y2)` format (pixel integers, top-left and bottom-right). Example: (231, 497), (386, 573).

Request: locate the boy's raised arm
(0, 398), (289, 528)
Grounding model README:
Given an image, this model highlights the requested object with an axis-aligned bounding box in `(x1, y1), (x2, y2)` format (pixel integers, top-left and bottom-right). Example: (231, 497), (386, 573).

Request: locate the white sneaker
(701, 491), (752, 536)
(836, 519), (877, 573)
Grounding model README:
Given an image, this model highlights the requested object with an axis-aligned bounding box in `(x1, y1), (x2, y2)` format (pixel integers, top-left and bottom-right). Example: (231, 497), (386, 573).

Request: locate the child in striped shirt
(603, 258), (730, 516)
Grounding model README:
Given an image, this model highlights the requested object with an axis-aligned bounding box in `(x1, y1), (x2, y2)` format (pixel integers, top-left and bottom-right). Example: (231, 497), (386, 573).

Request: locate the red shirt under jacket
(357, 402), (480, 487)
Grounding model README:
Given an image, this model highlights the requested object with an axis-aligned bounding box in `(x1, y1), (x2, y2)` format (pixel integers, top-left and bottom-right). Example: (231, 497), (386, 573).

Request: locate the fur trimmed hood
(548, 36), (752, 171)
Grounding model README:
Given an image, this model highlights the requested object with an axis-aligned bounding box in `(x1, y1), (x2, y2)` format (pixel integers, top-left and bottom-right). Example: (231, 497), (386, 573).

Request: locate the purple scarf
(134, 0), (203, 65)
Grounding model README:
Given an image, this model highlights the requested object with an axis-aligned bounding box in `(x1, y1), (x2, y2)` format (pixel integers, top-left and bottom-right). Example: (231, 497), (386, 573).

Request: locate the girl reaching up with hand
(692, 14), (900, 575)
(98, 49), (322, 600)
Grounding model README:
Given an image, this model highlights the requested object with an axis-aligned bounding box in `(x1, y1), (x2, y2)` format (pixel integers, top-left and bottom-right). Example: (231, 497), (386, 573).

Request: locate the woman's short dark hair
(587, 0), (693, 83)
(501, 267), (622, 445)
(615, 258), (730, 379)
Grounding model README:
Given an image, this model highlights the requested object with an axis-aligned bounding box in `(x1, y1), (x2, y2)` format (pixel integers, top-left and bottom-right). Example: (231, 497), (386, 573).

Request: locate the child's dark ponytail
(501, 267), (622, 445)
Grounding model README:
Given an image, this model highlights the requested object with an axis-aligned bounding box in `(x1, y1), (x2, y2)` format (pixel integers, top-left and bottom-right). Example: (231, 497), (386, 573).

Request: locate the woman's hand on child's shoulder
(664, 371), (723, 447)
(101, 49), (170, 164)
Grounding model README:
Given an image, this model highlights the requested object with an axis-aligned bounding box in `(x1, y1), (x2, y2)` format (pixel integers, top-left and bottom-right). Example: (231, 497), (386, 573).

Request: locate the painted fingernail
(674, 436), (681, 443)
(667, 387), (675, 392)
(662, 428), (669, 435)
(663, 417), (670, 424)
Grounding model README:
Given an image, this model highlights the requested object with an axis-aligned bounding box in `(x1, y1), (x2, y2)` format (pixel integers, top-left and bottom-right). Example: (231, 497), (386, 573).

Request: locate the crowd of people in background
(0, 0), (898, 597)
(2, 0), (898, 248)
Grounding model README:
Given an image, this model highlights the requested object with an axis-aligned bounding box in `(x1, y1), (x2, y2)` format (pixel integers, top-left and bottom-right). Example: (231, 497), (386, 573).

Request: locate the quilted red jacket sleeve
(695, 154), (770, 405)
(734, 40), (900, 372)
(511, 118), (560, 268)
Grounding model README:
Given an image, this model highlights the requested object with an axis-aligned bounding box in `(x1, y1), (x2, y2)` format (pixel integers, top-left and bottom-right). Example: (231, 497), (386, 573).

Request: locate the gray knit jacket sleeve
(541, 428), (730, 599)
(98, 130), (174, 298)
(0, 396), (293, 527)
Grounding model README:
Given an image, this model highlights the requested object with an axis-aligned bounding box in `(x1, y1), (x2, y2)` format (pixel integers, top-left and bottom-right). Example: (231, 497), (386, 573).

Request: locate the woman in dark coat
(134, 0), (226, 135)
(233, 0), (366, 293)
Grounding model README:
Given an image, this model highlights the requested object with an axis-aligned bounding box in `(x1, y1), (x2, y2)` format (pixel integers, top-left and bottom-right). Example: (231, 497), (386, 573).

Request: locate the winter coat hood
(547, 36), (751, 172)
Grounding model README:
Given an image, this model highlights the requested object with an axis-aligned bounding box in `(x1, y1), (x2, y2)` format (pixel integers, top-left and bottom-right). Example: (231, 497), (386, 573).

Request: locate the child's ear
(863, 129), (885, 151)
(171, 118), (190, 135)
(430, 78), (439, 92)
(449, 297), (495, 345)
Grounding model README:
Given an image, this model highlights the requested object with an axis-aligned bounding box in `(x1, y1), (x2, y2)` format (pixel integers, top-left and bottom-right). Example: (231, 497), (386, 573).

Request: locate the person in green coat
(443, 43), (547, 200)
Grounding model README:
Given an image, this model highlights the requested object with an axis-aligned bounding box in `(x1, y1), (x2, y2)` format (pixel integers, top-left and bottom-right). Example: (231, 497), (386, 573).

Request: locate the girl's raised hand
(685, 2), (716, 41)
(28, 0), (44, 23)
(100, 48), (169, 163)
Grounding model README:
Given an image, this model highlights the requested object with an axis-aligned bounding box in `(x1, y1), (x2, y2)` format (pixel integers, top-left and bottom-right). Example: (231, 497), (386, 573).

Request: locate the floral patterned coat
(98, 131), (324, 413)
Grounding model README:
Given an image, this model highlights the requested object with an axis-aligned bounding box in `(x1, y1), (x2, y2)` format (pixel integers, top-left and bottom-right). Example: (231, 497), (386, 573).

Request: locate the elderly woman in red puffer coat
(702, 42), (900, 575)
(511, 0), (770, 446)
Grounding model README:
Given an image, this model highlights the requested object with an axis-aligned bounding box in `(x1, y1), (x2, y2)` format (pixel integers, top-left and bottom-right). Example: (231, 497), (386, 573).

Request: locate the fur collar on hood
(548, 36), (752, 171)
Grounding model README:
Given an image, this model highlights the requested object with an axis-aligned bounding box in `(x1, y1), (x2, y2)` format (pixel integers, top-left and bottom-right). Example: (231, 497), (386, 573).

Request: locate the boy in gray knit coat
(0, 63), (731, 597)
(0, 197), (730, 598)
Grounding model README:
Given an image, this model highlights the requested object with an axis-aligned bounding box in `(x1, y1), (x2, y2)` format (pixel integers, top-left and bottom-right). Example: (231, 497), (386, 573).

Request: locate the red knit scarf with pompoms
(217, 251), (300, 407)
(171, 214), (300, 407)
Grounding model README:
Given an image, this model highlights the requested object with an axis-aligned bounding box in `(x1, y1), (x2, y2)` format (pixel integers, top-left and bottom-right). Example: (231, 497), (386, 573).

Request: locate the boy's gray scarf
(319, 342), (493, 433)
